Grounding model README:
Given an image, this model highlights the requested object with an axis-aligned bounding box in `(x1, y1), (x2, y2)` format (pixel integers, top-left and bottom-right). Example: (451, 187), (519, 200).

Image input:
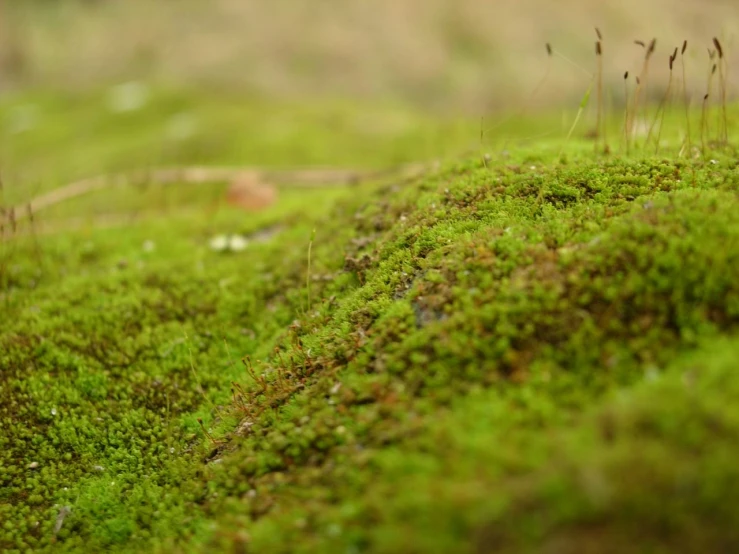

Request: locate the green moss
(2, 91), (739, 552)
(191, 155), (739, 553)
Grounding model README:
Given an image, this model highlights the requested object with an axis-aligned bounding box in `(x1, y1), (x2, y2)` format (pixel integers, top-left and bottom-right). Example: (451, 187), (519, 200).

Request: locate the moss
(191, 155), (739, 553)
(2, 91), (739, 552)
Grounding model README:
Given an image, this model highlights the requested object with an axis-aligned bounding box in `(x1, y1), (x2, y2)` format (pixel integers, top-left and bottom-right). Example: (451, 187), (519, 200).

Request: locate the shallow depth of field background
(1, 0), (737, 111)
(0, 0), (737, 207)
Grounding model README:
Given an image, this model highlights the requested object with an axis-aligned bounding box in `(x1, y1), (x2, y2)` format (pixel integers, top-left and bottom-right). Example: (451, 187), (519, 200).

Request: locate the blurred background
(1, 0), (737, 111)
(0, 0), (737, 213)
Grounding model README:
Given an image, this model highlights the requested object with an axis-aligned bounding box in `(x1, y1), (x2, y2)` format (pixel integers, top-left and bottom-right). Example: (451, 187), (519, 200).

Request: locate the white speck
(93, 465), (105, 472)
(27, 462), (39, 469)
(710, 159), (719, 165)
(142, 240), (155, 253)
(239, 421), (254, 433)
(170, 447), (175, 454)
(247, 489), (257, 498)
(336, 426), (346, 435)
(209, 235), (229, 252)
(330, 382), (341, 395)
(399, 215), (407, 222)
(530, 165), (537, 170)
(108, 81), (150, 113)
(51, 408), (57, 416)
(229, 235), (249, 252)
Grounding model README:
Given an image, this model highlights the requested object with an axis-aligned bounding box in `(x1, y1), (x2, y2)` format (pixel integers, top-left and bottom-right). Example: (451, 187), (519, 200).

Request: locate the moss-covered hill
(2, 92), (739, 553)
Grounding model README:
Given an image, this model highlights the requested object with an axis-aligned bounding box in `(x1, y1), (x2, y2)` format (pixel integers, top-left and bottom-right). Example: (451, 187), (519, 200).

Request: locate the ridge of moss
(197, 156), (739, 552)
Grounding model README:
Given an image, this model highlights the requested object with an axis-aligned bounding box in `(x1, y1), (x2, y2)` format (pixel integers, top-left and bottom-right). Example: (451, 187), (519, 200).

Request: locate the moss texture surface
(1, 91), (739, 553)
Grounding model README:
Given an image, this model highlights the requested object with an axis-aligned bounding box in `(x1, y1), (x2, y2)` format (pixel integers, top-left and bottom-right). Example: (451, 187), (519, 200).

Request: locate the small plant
(197, 418), (222, 445)
(594, 30), (607, 153)
(713, 37), (728, 144)
(629, 38), (657, 146)
(622, 71), (631, 154)
(646, 47), (678, 152)
(528, 42), (555, 105)
(701, 52), (717, 155)
(242, 355), (267, 393)
(701, 90), (711, 156)
(231, 381), (250, 413)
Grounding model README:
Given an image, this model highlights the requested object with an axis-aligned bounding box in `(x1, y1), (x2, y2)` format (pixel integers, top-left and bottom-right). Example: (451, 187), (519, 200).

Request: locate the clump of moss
(193, 156), (739, 552)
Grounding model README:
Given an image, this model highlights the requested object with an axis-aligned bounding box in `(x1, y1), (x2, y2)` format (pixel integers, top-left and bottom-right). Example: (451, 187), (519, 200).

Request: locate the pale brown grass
(1, 0), (737, 111)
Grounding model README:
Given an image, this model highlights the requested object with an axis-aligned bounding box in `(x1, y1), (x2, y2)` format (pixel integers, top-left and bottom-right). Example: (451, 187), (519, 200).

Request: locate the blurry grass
(0, 86), (486, 207)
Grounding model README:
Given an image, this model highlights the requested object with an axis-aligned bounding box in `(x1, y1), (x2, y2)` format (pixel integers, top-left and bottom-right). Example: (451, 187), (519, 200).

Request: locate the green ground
(1, 88), (739, 553)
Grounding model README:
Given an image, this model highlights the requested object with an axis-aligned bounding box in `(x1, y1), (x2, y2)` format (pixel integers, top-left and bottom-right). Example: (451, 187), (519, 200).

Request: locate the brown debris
(226, 172), (278, 211)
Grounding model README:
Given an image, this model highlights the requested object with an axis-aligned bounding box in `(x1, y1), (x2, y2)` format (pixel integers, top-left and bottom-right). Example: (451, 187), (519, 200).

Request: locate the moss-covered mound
(2, 143), (739, 552)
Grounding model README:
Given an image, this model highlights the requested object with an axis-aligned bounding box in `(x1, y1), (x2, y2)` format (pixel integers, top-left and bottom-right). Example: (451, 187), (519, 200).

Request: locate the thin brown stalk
(629, 38), (657, 146)
(646, 48), (677, 152)
(702, 59), (717, 153)
(622, 71), (631, 154)
(713, 37), (728, 144)
(484, 43), (554, 148)
(197, 418), (222, 445)
(595, 39), (604, 152)
(701, 93), (710, 156)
